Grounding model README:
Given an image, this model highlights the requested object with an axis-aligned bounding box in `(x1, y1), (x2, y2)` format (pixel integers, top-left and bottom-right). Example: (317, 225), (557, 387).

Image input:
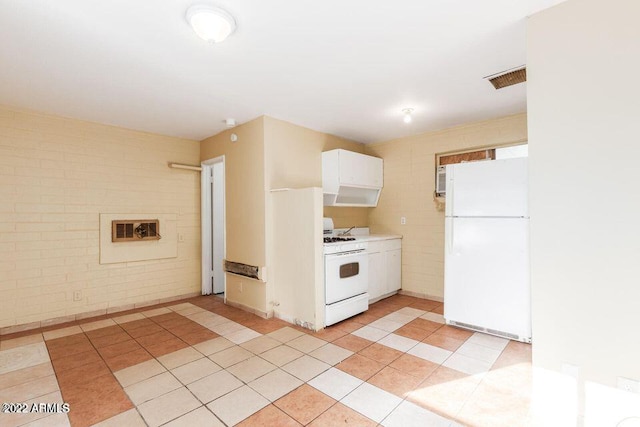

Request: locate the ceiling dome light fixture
(186, 5), (237, 43)
(402, 108), (414, 124)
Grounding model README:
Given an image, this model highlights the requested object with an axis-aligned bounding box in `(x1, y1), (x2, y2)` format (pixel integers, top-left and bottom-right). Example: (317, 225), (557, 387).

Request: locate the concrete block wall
(0, 106), (201, 330)
(365, 113), (528, 300)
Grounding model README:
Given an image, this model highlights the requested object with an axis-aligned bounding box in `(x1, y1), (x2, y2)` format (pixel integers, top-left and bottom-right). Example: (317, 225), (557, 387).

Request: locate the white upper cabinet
(322, 149), (383, 207)
(337, 149), (383, 187)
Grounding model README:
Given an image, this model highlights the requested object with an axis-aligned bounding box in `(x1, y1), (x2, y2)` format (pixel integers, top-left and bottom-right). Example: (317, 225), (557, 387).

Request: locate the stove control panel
(323, 241), (367, 255)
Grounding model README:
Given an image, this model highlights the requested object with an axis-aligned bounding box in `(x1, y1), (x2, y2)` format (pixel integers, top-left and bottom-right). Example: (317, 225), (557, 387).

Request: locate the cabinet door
(385, 248), (401, 293)
(339, 150), (383, 187)
(368, 251), (384, 300)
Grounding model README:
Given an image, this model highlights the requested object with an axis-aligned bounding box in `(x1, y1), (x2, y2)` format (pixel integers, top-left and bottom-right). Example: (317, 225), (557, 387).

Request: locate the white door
(444, 217), (531, 339)
(446, 158), (528, 217)
(201, 157), (226, 295)
(211, 162), (225, 294)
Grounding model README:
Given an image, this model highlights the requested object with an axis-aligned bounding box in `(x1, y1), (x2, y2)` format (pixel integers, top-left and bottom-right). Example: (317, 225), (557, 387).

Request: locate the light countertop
(355, 234), (402, 242)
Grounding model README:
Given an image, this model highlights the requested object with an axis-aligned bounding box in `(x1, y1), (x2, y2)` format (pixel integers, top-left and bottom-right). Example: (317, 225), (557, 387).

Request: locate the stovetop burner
(323, 236), (356, 243)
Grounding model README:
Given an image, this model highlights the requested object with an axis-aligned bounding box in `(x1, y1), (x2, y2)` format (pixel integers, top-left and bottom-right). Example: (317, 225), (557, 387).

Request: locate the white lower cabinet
(385, 248), (401, 294)
(367, 238), (402, 301)
(368, 251), (384, 299)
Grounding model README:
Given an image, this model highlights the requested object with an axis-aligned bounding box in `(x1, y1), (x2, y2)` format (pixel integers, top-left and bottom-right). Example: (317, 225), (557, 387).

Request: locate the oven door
(325, 251), (369, 305)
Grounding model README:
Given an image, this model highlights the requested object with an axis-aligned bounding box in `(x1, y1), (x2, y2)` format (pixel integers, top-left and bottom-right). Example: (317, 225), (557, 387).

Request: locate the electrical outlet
(401, 216), (406, 225)
(618, 377), (640, 394)
(73, 290), (82, 302)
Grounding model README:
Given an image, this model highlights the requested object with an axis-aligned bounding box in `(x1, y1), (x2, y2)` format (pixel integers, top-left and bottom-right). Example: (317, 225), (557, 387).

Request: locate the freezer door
(444, 217), (531, 340)
(445, 158), (528, 218)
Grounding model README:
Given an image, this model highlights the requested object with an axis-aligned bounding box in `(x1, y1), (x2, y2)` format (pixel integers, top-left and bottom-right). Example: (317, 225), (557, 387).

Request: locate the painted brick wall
(0, 106), (201, 329)
(365, 113), (528, 300)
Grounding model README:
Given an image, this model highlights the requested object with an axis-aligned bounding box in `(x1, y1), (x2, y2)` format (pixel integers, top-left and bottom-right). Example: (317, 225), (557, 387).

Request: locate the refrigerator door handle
(444, 218), (455, 254)
(447, 219), (454, 253)
(448, 170), (454, 217)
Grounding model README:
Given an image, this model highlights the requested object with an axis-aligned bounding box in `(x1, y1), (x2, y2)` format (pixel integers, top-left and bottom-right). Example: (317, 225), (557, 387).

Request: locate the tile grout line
(47, 325), (133, 426)
(116, 306), (265, 426)
(5, 296), (522, 426)
(46, 307), (211, 426)
(449, 339), (513, 425)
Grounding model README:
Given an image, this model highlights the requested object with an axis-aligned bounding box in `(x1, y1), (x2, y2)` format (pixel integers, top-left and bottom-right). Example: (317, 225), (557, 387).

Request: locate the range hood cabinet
(322, 149), (383, 207)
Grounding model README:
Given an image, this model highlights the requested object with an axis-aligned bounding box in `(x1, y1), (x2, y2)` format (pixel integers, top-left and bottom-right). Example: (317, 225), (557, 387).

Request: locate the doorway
(201, 156), (226, 296)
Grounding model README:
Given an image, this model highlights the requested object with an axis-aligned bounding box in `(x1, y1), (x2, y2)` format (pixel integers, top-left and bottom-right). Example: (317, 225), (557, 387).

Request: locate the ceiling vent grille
(486, 66), (526, 90)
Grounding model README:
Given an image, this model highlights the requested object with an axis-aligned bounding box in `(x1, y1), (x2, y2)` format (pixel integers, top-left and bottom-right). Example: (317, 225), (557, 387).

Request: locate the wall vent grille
(448, 320), (531, 343)
(224, 260), (260, 280)
(111, 220), (161, 242)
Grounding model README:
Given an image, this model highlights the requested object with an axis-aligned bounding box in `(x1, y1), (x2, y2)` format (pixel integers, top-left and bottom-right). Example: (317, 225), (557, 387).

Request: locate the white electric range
(323, 219), (369, 326)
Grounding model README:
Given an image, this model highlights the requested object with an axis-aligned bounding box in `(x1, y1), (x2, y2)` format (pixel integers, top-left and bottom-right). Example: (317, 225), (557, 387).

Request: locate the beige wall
(201, 117), (266, 267)
(264, 116), (369, 228)
(323, 206), (369, 230)
(365, 113), (527, 299)
(200, 117), (267, 313)
(0, 106), (201, 329)
(200, 116), (368, 315)
(271, 188), (324, 329)
(263, 116), (367, 317)
(528, 0), (640, 396)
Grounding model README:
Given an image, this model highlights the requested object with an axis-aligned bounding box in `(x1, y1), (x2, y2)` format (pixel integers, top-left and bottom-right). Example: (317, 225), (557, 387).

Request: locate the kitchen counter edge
(357, 234), (402, 242)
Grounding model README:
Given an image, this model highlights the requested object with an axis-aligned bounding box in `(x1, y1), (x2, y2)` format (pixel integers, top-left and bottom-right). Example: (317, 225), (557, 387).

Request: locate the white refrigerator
(444, 157), (531, 343)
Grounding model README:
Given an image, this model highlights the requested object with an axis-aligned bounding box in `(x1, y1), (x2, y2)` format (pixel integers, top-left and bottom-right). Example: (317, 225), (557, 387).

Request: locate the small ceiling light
(402, 108), (414, 124)
(186, 5), (237, 43)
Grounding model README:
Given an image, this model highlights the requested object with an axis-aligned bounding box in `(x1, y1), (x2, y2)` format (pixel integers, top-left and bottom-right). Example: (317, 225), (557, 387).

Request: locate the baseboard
(272, 311), (318, 332)
(272, 311), (295, 324)
(0, 291), (201, 336)
(224, 299), (271, 319)
(398, 289), (444, 302)
(369, 290), (399, 304)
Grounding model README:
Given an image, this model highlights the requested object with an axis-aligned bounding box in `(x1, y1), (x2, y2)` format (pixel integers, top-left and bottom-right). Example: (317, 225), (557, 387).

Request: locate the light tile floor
(0, 295), (533, 426)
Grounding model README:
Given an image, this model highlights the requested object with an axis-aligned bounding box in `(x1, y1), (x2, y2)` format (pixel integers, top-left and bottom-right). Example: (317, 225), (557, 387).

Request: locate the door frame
(201, 156), (226, 297)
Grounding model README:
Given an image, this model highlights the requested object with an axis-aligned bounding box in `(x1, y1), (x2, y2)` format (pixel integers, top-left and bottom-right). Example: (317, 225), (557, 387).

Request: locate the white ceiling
(0, 0), (564, 143)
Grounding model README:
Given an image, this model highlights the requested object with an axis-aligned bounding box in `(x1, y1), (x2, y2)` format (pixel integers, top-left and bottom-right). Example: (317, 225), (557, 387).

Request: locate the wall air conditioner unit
(436, 166), (446, 196)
